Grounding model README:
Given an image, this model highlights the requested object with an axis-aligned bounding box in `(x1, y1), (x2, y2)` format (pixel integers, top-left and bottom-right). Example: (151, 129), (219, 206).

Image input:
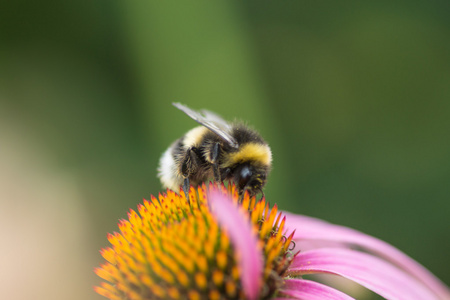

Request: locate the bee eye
(238, 166), (252, 188)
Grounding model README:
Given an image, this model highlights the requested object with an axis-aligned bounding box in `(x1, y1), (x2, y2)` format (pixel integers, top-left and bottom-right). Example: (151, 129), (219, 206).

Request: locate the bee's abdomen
(158, 140), (184, 191)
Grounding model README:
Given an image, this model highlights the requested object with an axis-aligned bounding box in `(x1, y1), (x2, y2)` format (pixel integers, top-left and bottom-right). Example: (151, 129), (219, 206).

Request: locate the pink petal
(283, 212), (450, 300)
(209, 190), (262, 300)
(289, 248), (438, 300)
(279, 278), (355, 300)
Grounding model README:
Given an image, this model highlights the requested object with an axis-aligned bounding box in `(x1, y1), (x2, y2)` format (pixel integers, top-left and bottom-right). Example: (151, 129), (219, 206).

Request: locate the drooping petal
(278, 278), (355, 300)
(283, 212), (450, 300)
(209, 190), (263, 300)
(289, 248), (438, 300)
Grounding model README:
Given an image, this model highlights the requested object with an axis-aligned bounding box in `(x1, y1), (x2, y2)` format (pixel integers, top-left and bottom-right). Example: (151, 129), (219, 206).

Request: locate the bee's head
(220, 142), (272, 196)
(233, 163), (267, 196)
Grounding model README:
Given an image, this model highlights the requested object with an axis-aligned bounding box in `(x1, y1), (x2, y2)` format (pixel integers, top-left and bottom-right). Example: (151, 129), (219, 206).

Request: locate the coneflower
(94, 183), (449, 300)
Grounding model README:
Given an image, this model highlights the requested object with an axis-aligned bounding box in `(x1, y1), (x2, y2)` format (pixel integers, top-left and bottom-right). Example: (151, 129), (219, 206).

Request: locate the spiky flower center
(95, 184), (295, 300)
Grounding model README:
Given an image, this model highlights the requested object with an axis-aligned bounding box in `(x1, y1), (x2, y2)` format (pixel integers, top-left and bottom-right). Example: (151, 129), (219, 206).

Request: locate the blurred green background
(1, 1), (449, 299)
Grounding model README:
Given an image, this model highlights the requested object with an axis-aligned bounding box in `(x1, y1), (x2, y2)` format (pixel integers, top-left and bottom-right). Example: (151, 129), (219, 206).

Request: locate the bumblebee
(158, 103), (272, 198)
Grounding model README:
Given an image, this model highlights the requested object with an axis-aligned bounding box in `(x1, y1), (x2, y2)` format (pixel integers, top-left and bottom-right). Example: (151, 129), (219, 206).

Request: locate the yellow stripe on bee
(223, 143), (272, 167)
(183, 126), (209, 147)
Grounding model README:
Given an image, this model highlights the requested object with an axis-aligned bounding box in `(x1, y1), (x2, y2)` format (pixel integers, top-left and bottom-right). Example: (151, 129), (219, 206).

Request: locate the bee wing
(200, 109), (231, 129)
(173, 102), (239, 148)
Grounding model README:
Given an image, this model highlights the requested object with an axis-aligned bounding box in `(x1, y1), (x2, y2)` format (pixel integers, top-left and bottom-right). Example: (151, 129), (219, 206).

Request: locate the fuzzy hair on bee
(158, 103), (272, 198)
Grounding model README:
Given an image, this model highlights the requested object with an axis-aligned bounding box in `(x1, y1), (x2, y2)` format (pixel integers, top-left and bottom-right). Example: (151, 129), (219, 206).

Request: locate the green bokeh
(1, 1), (449, 298)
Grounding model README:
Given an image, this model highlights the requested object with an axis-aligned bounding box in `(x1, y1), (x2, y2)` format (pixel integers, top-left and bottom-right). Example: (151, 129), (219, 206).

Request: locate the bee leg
(237, 189), (244, 203)
(182, 178), (190, 202)
(211, 142), (221, 182)
(180, 147), (201, 202)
